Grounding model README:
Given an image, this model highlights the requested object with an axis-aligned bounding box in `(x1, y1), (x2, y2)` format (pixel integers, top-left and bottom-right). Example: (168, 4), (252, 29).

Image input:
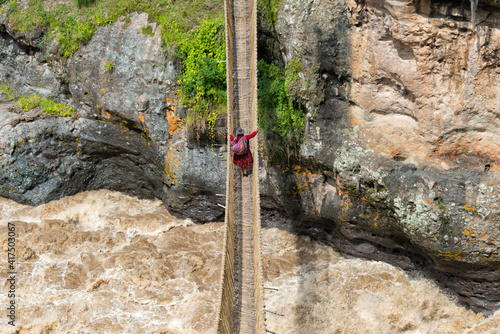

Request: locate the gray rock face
(67, 13), (175, 124)
(257, 0), (500, 312)
(0, 104), (164, 205)
(0, 31), (61, 98)
(0, 13), (174, 205)
(159, 126), (227, 222)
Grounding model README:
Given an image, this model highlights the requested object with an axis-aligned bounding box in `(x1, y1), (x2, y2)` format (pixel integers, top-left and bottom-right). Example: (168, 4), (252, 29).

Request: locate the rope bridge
(214, 0), (266, 332)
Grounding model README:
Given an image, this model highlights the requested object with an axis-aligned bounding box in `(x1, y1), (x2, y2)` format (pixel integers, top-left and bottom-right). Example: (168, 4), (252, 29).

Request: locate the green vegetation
(284, 58), (303, 98)
(437, 197), (446, 212)
(5, 0), (307, 156)
(258, 59), (305, 161)
(258, 0), (283, 25)
(177, 17), (226, 134)
(0, 85), (16, 99)
(104, 59), (115, 72)
(141, 24), (154, 36)
(17, 94), (41, 111)
(174, 14), (304, 156)
(40, 98), (74, 116)
(122, 14), (131, 28)
(17, 94), (73, 116)
(77, 0), (97, 7)
(5, 0), (224, 57)
(351, 166), (361, 174)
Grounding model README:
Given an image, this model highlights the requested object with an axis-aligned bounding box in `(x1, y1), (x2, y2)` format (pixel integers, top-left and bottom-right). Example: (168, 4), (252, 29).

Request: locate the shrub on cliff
(258, 0), (282, 25)
(0, 85), (16, 99)
(18, 95), (41, 111)
(177, 17), (226, 135)
(40, 98), (74, 117)
(258, 59), (305, 161)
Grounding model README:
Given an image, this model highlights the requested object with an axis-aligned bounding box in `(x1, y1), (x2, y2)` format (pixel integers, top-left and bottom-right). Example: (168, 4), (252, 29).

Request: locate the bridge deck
(215, 0), (265, 333)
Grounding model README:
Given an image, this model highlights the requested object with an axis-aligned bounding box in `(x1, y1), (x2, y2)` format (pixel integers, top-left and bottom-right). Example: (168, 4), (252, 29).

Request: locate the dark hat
(236, 127), (244, 136)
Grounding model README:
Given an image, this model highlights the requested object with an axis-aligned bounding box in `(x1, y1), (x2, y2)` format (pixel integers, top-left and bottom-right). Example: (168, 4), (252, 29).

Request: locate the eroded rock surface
(258, 0), (500, 312)
(0, 103), (164, 205)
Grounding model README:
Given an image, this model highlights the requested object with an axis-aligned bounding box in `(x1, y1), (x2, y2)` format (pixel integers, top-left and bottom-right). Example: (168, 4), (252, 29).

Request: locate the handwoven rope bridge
(214, 0), (266, 333)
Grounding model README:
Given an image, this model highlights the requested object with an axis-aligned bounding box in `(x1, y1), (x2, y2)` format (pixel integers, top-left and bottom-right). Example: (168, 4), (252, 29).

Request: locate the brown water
(0, 190), (499, 333)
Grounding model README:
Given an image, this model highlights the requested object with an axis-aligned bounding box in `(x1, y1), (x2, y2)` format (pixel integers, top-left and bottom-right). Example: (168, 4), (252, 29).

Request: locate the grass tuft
(0, 84), (16, 99)
(104, 59), (114, 73)
(77, 0), (97, 8)
(18, 94), (41, 111)
(17, 94), (73, 116)
(40, 98), (74, 116)
(141, 24), (154, 36)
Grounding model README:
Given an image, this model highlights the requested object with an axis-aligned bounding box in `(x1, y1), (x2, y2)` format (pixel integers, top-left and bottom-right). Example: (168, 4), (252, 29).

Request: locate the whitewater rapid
(0, 190), (499, 333)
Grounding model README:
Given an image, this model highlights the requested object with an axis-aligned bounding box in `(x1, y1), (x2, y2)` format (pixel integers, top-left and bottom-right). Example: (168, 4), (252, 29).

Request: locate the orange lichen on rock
(336, 174), (347, 197)
(293, 166), (311, 195)
(441, 251), (464, 261)
(464, 229), (474, 237)
(164, 144), (182, 187)
(464, 204), (475, 211)
(119, 122), (127, 132)
(166, 98), (182, 137)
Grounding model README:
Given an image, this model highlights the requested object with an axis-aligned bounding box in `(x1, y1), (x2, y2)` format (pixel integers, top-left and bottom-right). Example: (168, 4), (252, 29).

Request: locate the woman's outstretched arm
(245, 130), (258, 140)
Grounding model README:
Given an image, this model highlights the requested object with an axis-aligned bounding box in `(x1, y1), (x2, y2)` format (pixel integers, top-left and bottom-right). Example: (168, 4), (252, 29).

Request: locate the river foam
(0, 190), (499, 333)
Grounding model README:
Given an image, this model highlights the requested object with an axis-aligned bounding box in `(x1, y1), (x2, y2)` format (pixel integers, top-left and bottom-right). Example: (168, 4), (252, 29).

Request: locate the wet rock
(169, 194), (225, 224)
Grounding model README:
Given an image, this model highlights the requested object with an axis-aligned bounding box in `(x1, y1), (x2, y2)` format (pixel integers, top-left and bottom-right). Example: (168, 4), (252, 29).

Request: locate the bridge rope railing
(213, 0), (236, 331)
(249, 0), (266, 330)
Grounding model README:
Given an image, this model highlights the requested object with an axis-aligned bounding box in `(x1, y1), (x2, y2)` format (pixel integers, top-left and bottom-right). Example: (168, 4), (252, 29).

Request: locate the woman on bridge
(229, 127), (258, 177)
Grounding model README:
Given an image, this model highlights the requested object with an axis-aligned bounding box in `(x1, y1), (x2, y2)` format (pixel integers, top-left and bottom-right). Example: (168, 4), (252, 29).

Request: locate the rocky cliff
(0, 12), (226, 221)
(1, 0), (500, 312)
(256, 0), (500, 312)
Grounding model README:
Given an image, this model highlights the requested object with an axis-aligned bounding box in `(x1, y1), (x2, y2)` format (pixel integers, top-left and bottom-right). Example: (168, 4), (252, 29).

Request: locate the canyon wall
(1, 0), (500, 311)
(258, 0), (500, 312)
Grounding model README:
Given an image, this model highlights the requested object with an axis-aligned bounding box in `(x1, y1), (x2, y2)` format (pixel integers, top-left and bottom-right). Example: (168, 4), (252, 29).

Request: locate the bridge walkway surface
(214, 0), (266, 333)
